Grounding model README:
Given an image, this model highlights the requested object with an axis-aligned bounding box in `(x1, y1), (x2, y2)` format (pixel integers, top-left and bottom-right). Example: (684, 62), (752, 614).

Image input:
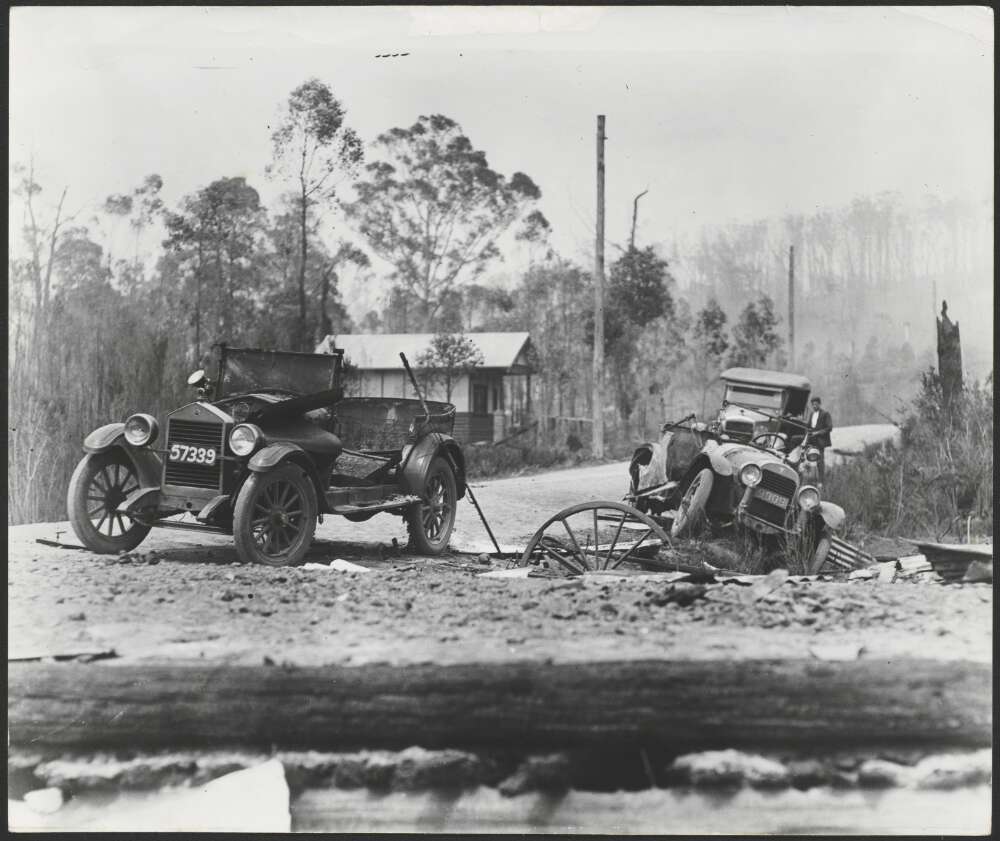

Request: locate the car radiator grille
(746, 468), (798, 527)
(164, 419), (225, 490)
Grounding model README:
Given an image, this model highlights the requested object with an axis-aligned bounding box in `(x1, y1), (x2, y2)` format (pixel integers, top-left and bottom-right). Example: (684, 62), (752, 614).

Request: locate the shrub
(825, 371), (993, 540)
(464, 441), (578, 480)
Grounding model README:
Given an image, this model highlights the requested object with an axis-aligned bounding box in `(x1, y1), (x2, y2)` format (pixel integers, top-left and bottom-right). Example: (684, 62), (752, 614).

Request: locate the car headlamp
(229, 424), (262, 457)
(739, 463), (763, 487)
(124, 413), (159, 447)
(797, 485), (821, 510)
(805, 446), (821, 463)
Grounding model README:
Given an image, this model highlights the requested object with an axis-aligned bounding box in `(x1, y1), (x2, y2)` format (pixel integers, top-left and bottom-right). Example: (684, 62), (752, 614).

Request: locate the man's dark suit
(808, 407), (833, 483)
(808, 409), (833, 448)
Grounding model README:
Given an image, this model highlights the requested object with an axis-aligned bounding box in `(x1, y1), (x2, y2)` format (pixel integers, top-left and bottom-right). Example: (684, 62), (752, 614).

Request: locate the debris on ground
(8, 647), (117, 663)
(741, 568), (789, 604)
(902, 540), (993, 583)
(302, 559), (372, 573)
(478, 567), (533, 579)
(809, 643), (864, 661)
(648, 582), (709, 608)
(34, 538), (87, 551)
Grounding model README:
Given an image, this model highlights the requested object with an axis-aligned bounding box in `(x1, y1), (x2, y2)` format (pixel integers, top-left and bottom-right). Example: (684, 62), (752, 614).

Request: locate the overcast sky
(10, 6), (993, 275)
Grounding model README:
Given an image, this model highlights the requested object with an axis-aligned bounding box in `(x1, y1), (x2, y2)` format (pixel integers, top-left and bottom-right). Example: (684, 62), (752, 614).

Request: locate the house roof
(317, 332), (533, 372)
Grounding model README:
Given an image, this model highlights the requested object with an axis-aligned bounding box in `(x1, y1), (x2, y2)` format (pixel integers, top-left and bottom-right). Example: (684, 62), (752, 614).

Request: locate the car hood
(712, 441), (786, 471)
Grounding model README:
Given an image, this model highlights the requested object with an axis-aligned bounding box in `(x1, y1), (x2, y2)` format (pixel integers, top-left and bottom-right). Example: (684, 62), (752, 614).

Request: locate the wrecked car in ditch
(67, 345), (465, 566)
(627, 370), (843, 574)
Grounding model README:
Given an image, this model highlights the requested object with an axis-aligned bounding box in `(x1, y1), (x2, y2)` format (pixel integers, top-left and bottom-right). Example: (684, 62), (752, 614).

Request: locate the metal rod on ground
(399, 351), (504, 557)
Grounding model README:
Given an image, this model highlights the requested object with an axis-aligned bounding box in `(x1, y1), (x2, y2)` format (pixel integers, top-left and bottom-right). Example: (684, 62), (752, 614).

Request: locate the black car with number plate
(67, 345), (466, 566)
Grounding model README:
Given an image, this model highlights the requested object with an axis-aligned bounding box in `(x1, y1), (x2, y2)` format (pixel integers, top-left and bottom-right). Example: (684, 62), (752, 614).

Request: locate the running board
(328, 493), (421, 516)
(149, 519), (229, 534)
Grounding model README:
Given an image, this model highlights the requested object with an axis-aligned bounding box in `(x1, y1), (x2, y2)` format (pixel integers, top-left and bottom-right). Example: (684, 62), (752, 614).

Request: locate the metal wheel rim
(250, 479), (306, 556)
(676, 474), (703, 523)
(86, 460), (139, 538)
(420, 472), (451, 541)
(521, 501), (670, 575)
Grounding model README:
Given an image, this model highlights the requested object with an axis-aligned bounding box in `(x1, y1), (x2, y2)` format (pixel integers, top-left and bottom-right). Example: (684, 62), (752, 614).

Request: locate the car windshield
(725, 384), (784, 412)
(217, 347), (341, 397)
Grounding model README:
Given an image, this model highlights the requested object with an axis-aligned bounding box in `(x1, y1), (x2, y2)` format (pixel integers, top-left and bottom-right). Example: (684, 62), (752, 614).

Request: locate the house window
(491, 387), (499, 412)
(472, 384), (489, 415)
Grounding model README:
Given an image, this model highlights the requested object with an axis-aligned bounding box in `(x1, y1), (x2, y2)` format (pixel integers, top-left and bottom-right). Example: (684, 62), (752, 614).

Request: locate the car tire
(670, 468), (714, 538)
(68, 450), (152, 554)
(406, 456), (457, 555)
(233, 462), (318, 567)
(806, 534), (832, 575)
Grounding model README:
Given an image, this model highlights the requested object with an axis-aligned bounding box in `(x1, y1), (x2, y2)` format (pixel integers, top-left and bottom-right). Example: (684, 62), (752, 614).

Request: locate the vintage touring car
(627, 370), (844, 573)
(67, 346), (465, 566)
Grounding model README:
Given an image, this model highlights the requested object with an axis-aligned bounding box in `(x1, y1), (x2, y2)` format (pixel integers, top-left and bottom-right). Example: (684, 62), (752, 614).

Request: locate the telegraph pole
(592, 115), (606, 459)
(788, 244), (795, 369)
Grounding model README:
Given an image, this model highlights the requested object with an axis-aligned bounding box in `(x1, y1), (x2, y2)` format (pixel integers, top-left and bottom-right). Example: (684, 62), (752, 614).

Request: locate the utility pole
(788, 244), (795, 369)
(592, 115), (606, 459)
(629, 188), (649, 252)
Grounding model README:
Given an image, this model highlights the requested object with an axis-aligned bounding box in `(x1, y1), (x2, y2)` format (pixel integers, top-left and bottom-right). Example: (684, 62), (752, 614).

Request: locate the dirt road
(7, 457), (991, 669)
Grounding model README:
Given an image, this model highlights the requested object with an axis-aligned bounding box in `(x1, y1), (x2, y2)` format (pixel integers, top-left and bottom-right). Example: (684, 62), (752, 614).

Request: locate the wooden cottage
(316, 332), (535, 443)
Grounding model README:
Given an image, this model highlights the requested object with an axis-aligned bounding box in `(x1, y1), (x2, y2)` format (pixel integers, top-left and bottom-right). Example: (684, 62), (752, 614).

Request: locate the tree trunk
(8, 657), (990, 752)
(298, 186), (309, 351)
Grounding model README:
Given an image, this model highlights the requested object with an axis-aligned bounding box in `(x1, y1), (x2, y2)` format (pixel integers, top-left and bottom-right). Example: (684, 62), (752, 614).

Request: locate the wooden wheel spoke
(559, 518), (590, 571)
(540, 539), (586, 575)
(609, 527), (654, 570)
(116, 514), (128, 534)
(602, 513), (628, 571)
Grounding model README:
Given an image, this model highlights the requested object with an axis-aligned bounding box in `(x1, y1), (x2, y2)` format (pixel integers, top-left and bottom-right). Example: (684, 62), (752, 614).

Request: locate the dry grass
(824, 372), (993, 541)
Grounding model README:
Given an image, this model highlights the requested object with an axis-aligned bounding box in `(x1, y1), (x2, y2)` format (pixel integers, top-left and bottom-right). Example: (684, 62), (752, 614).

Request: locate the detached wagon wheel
(406, 456), (457, 555)
(68, 450), (151, 554)
(518, 501), (671, 575)
(233, 463), (318, 566)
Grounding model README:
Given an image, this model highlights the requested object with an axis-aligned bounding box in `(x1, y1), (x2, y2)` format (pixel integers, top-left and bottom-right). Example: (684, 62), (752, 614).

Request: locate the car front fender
(248, 442), (326, 508)
(83, 424), (163, 488)
(817, 501), (846, 531)
(83, 423), (127, 453)
(248, 442), (308, 473)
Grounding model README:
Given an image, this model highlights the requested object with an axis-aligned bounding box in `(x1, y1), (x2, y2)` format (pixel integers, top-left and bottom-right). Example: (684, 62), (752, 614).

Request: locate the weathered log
(8, 657), (991, 752)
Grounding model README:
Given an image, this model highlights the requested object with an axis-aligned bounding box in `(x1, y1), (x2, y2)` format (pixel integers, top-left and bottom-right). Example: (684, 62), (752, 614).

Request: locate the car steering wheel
(751, 432), (786, 452)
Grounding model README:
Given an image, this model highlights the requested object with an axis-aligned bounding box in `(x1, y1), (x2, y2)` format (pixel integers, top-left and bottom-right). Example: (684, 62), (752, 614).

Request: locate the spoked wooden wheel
(67, 450), (151, 554)
(518, 501), (672, 575)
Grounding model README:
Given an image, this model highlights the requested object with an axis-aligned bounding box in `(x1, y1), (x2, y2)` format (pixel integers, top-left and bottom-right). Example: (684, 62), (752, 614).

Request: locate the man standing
(807, 396), (833, 485)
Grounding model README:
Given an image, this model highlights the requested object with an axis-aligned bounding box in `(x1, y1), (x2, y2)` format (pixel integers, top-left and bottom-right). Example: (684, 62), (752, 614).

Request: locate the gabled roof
(317, 332), (533, 372)
(720, 367), (811, 391)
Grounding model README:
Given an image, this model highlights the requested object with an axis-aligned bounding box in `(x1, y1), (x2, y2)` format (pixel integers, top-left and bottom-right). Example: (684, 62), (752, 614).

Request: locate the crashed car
(67, 345), (465, 566)
(716, 367), (811, 446)
(628, 377), (843, 574)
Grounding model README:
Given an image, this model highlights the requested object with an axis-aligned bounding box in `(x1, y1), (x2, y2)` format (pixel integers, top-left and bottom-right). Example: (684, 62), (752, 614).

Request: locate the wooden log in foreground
(8, 658), (991, 752)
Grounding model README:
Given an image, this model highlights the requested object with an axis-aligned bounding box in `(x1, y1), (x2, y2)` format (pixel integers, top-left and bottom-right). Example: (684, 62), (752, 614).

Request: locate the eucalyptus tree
(344, 113), (548, 330)
(268, 79), (363, 349)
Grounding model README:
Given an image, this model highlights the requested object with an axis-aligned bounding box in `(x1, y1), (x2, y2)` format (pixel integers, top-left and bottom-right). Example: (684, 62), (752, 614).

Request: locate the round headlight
(124, 413), (158, 447)
(805, 446), (821, 463)
(229, 424), (262, 457)
(797, 485), (821, 510)
(740, 463), (763, 487)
